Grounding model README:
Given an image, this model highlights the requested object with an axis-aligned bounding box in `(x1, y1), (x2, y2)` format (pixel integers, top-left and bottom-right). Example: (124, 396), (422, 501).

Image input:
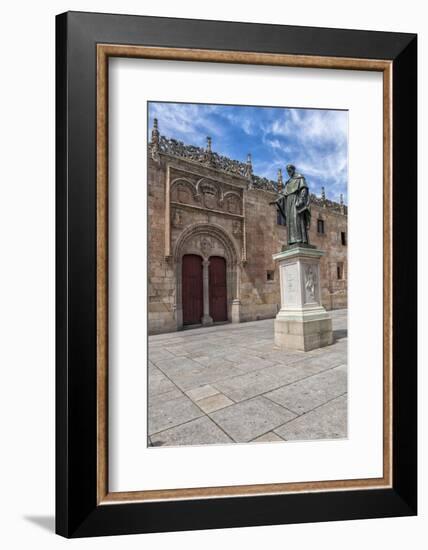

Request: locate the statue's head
(286, 164), (295, 177)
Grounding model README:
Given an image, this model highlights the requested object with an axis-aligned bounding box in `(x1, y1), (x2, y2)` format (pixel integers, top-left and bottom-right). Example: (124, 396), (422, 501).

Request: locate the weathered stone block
(274, 317), (334, 351)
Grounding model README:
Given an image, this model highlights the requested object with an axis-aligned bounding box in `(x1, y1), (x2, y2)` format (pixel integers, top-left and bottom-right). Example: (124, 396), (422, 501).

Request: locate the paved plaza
(148, 309), (347, 447)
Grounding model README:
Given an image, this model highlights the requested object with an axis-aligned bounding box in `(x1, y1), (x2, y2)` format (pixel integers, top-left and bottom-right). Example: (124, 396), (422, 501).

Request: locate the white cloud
(219, 111), (255, 136)
(262, 137), (293, 153)
(149, 103), (222, 145)
(269, 109), (347, 144)
(265, 109), (348, 201)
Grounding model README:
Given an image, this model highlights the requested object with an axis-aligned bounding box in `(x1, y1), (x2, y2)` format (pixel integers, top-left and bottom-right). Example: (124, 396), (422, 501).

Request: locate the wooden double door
(182, 254), (227, 325)
(208, 256), (228, 323)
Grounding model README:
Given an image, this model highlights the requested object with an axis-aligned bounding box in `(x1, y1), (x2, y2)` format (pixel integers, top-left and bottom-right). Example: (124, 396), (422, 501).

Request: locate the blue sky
(148, 102), (348, 203)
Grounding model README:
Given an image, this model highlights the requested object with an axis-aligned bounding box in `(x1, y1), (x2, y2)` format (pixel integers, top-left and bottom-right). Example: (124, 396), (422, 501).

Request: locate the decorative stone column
(201, 259), (213, 325)
(273, 245), (333, 351)
(230, 262), (241, 323)
(231, 299), (241, 323)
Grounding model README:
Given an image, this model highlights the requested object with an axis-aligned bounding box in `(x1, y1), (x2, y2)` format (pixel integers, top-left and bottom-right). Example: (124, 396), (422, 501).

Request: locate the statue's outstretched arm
(270, 195), (286, 222)
(269, 194), (282, 205)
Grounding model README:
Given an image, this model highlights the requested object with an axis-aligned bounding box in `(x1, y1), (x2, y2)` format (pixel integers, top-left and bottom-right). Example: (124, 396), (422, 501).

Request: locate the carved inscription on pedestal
(284, 263), (299, 306)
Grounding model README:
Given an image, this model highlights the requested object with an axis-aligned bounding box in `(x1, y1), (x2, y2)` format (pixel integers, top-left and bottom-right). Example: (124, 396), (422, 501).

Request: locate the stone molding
(156, 135), (250, 178)
(173, 222), (240, 264)
(273, 246), (325, 262)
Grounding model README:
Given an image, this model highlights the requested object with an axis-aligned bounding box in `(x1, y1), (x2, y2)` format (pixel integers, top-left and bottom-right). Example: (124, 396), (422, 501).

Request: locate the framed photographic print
(56, 11), (417, 537)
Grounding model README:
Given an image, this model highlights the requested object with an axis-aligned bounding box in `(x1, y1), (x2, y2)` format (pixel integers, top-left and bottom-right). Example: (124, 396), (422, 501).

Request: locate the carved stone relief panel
(177, 185), (193, 204)
(226, 195), (240, 214)
(199, 182), (218, 210)
(232, 220), (242, 237)
(203, 189), (218, 210)
(283, 262), (299, 306)
(170, 171), (244, 217)
(177, 231), (227, 261)
(172, 208), (183, 228)
(303, 263), (319, 304)
(170, 177), (199, 206)
(199, 236), (213, 257)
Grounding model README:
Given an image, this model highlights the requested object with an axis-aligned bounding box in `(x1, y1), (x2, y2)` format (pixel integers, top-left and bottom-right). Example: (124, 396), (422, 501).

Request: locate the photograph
(147, 102), (348, 447)
(0, 0), (421, 545)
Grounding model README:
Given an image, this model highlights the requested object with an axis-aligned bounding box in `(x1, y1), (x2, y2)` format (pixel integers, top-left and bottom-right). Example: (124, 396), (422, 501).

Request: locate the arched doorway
(209, 256), (227, 322)
(173, 223), (241, 330)
(182, 254), (203, 325)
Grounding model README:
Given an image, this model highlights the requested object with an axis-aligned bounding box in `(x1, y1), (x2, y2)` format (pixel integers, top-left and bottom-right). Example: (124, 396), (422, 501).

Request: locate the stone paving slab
(148, 348), (175, 362)
(261, 362), (318, 387)
(185, 384), (219, 401)
(148, 366), (177, 396)
(148, 393), (203, 435)
(153, 355), (205, 375)
(192, 355), (237, 368)
(177, 364), (244, 391)
(274, 394), (347, 440)
(252, 349), (305, 363)
(150, 416), (233, 447)
(261, 353), (343, 385)
(165, 347), (194, 357)
(196, 393), (234, 413)
(180, 345), (226, 359)
(264, 365), (347, 415)
(252, 431), (284, 443)
(222, 354), (277, 372)
(209, 396), (297, 442)
(212, 370), (284, 403)
(154, 356), (243, 391)
(151, 387), (183, 402)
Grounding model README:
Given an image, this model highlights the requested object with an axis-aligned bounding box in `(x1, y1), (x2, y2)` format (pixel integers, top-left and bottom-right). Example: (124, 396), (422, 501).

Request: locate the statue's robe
(277, 173), (311, 245)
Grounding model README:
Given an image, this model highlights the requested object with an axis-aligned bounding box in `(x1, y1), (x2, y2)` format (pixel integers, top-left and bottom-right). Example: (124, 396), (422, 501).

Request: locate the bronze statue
(270, 164), (311, 245)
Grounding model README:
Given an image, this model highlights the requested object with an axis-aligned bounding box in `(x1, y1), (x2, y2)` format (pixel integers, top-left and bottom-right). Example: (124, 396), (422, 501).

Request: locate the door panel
(209, 256), (227, 323)
(182, 254), (203, 325)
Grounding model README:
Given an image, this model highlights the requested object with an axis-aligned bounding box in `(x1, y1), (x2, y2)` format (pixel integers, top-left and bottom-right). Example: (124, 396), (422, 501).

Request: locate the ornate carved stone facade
(148, 127), (347, 334)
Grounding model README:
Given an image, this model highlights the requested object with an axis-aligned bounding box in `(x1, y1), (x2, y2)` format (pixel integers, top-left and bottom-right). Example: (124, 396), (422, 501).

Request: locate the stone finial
(321, 186), (326, 207)
(204, 136), (213, 166)
(340, 193), (345, 214)
(150, 118), (160, 163)
(277, 168), (283, 192)
(245, 153), (253, 181)
(151, 117), (159, 139)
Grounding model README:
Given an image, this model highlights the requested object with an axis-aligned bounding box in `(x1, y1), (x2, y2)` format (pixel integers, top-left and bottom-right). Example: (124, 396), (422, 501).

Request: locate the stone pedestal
(273, 246), (333, 352)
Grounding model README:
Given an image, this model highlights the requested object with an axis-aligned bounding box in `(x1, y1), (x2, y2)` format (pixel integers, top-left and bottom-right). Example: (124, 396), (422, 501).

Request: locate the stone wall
(147, 147), (347, 334)
(308, 203), (348, 310)
(239, 188), (282, 321)
(147, 158), (176, 334)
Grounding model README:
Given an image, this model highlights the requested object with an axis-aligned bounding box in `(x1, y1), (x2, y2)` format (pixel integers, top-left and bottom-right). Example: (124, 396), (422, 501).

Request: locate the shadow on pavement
(333, 329), (348, 341)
